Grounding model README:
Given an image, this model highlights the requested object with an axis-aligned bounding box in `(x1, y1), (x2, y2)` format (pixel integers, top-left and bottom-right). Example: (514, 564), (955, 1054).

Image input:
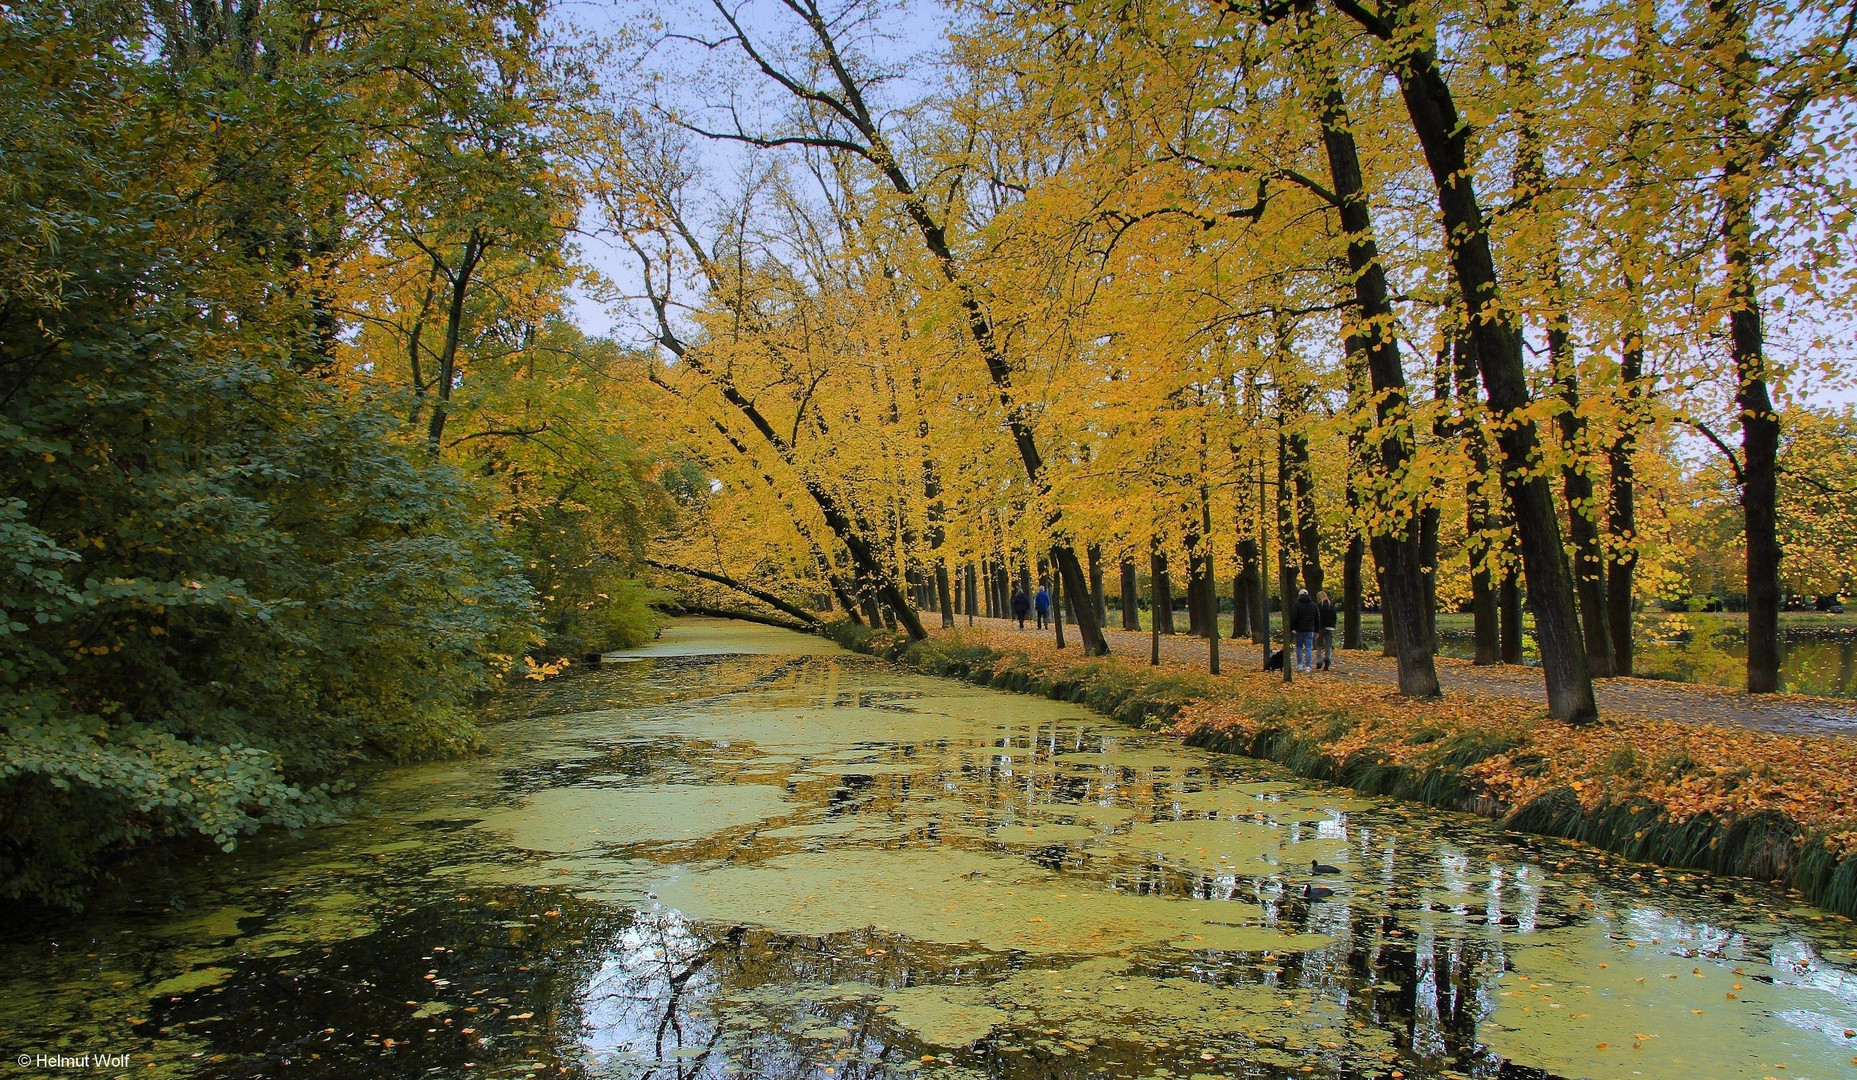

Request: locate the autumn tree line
(619, 0), (1857, 723)
(3, 0), (1854, 902)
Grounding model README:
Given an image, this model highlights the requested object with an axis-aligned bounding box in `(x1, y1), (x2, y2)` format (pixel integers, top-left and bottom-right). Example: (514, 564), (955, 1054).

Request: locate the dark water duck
(1302, 883), (1335, 901)
(1311, 859), (1341, 875)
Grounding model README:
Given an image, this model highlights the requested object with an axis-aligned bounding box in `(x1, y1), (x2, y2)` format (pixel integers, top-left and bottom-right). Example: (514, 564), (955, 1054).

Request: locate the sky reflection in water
(3, 619), (1855, 1080)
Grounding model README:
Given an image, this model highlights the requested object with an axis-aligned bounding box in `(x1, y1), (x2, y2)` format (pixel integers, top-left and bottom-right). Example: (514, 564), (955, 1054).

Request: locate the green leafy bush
(0, 13), (539, 904)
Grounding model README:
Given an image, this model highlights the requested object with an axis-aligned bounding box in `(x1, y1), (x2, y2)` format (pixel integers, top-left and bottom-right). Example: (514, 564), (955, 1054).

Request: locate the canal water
(5, 619), (1856, 1079)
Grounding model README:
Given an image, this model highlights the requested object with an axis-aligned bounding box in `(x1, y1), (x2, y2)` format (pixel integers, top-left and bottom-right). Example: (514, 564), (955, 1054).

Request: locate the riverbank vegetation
(836, 622), (1857, 917)
(0, 5), (672, 904)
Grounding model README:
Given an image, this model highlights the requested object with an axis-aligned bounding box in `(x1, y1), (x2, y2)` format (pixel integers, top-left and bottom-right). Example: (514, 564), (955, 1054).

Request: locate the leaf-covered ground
(960, 616), (1857, 733)
(919, 620), (1857, 863)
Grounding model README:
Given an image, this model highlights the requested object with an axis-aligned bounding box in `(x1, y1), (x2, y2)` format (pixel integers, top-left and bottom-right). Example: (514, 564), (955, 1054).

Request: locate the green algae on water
(475, 782), (793, 853)
(5, 618), (1857, 1080)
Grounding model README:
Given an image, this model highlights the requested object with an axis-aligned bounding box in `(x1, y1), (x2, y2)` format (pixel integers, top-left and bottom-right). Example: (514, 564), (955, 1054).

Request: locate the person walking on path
(1034, 585), (1051, 629)
(1315, 590), (1336, 671)
(1291, 588), (1320, 673)
(1011, 586), (1030, 629)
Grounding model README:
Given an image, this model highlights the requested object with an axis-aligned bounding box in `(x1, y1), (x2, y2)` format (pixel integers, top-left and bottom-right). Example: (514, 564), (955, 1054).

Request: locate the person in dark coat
(1290, 588), (1320, 673)
(1011, 586), (1030, 629)
(1033, 586), (1051, 629)
(1315, 589), (1337, 671)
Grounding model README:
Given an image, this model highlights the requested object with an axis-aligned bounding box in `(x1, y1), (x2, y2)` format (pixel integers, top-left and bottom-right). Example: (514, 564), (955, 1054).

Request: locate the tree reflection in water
(9, 629), (1854, 1080)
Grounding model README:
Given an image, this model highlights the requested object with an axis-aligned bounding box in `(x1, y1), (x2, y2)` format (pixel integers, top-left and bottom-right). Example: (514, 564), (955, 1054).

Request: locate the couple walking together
(1290, 588), (1337, 673)
(1010, 584), (1051, 629)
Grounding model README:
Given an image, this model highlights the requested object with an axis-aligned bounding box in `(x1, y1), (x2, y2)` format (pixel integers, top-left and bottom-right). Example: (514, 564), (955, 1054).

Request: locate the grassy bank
(827, 620), (1857, 920)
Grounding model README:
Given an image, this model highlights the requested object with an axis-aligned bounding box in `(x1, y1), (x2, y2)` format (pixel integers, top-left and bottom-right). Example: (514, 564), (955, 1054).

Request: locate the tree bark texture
(1331, 0), (1594, 718)
(1121, 558), (1142, 630)
(1286, 414), (1324, 594)
(1551, 337), (1615, 676)
(1500, 566), (1524, 665)
(1343, 535), (1364, 649)
(1297, 23), (1440, 697)
(644, 559), (823, 627)
(1607, 327), (1643, 675)
(1088, 543), (1107, 624)
(1453, 336), (1502, 665)
(1151, 541), (1176, 635)
(1714, 0), (1781, 693)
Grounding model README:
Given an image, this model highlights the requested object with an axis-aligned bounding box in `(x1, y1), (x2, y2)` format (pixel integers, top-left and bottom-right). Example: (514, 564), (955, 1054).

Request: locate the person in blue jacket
(1034, 585), (1051, 629)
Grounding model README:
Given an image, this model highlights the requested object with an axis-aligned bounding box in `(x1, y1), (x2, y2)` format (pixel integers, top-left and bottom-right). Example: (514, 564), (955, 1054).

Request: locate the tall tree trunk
(1714, 0), (1782, 694)
(1296, 23), (1440, 698)
(1552, 340), (1616, 676)
(1606, 5), (1655, 680)
(1121, 558), (1141, 630)
(1343, 534), (1364, 649)
(1277, 427), (1297, 684)
(1151, 556), (1163, 666)
(1607, 329), (1642, 675)
(1052, 549), (1066, 648)
(1418, 500), (1440, 653)
(426, 233), (485, 458)
(1202, 485), (1222, 676)
(1234, 539), (1257, 640)
(833, 575), (864, 625)
(1286, 405), (1324, 593)
(1331, 0), (1594, 719)
(860, 573), (884, 628)
(1374, 540), (1398, 658)
(965, 562), (978, 626)
(1151, 540), (1176, 635)
(1455, 337), (1501, 665)
(1087, 543), (1107, 624)
(1500, 565), (1524, 665)
(1505, 0), (1614, 678)
(1186, 519), (1210, 638)
(1419, 344), (1453, 653)
(1256, 464), (1272, 657)
(1343, 427), (1366, 650)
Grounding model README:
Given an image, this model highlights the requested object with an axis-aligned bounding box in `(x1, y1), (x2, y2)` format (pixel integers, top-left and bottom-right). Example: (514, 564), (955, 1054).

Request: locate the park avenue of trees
(3, 0), (1856, 902)
(620, 0), (1857, 723)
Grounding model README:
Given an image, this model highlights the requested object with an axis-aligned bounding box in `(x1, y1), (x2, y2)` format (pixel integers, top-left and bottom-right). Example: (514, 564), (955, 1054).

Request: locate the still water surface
(5, 620), (1856, 1079)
